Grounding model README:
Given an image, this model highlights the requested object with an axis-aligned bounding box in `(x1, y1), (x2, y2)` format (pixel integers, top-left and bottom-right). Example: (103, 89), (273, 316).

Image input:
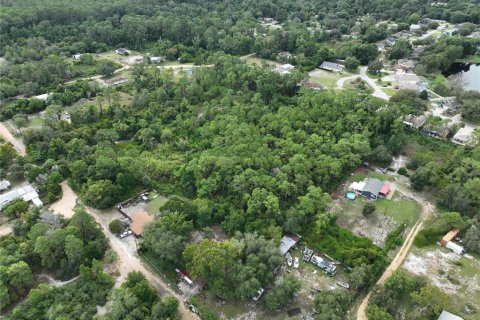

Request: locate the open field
(381, 87), (398, 96)
(146, 193), (169, 214)
(68, 92), (133, 111)
(244, 56), (279, 67)
(403, 246), (480, 319)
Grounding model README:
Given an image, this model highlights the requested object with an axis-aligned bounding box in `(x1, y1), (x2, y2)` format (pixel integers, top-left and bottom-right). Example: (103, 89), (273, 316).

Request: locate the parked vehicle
(120, 230), (133, 238)
(293, 257), (299, 268)
(336, 281), (350, 289)
(253, 288), (265, 301)
(286, 253), (293, 267)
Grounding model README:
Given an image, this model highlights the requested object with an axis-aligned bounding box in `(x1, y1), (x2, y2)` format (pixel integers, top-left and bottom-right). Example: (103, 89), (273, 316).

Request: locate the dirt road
(356, 194), (434, 320)
(336, 67), (390, 101)
(49, 181), (78, 218)
(0, 122), (26, 156)
(52, 182), (198, 320)
(0, 223), (13, 236)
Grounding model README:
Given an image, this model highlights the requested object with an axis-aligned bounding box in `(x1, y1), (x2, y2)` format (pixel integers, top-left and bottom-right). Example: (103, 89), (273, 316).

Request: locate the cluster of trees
(0, 205), (108, 310)
(405, 136), (480, 254)
(6, 261), (113, 320)
(183, 233), (283, 301)
(367, 270), (451, 320)
(416, 36), (479, 74)
(459, 91), (480, 122)
(105, 271), (179, 320)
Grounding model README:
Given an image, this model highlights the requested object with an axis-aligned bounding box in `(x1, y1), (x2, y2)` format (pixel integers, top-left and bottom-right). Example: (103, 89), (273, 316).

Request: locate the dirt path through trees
(356, 192), (434, 320)
(0, 122), (26, 156)
(51, 182), (198, 320)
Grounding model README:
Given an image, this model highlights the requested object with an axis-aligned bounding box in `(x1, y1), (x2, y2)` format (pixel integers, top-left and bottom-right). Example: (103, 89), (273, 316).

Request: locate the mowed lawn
(146, 194), (168, 214)
(308, 69), (344, 88)
(340, 193), (421, 226)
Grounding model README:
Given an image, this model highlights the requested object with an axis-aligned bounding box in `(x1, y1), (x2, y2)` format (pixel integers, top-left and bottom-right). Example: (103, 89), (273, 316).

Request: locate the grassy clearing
(403, 132), (457, 164)
(381, 87), (398, 97)
(456, 55), (480, 64)
(309, 70), (344, 88)
(146, 194), (168, 214)
(244, 57), (278, 67)
(68, 91), (133, 111)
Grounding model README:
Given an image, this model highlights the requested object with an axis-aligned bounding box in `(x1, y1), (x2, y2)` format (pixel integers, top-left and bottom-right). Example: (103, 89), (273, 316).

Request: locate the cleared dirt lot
(403, 246), (480, 319)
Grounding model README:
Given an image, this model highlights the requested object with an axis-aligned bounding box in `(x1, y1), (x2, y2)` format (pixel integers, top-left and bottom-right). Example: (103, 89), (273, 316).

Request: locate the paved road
(356, 186), (434, 320)
(336, 67), (390, 101)
(52, 182), (198, 320)
(0, 122), (26, 156)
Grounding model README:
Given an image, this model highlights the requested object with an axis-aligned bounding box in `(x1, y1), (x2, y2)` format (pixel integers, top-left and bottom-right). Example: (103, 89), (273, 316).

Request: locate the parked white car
(253, 288), (265, 301)
(293, 257), (299, 269)
(120, 230), (133, 238)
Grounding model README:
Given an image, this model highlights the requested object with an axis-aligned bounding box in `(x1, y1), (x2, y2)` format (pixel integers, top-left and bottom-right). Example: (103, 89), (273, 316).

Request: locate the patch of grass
(381, 87), (398, 97)
(244, 57), (277, 67)
(146, 195), (168, 214)
(139, 250), (179, 284)
(309, 70), (344, 88)
(456, 55), (480, 64)
(375, 194), (422, 224)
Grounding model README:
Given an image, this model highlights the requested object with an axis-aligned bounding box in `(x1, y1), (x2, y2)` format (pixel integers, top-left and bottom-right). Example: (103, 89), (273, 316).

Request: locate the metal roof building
(438, 310), (464, 320)
(361, 178), (384, 200)
(279, 235), (301, 256)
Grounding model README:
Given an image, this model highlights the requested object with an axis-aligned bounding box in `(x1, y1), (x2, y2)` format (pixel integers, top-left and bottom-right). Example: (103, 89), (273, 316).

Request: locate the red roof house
(379, 183), (391, 197)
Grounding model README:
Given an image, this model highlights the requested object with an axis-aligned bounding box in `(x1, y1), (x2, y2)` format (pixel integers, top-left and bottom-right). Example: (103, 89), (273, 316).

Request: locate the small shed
(130, 210), (154, 237)
(440, 229), (459, 246)
(279, 234), (301, 256)
(361, 178), (384, 200)
(438, 310), (464, 320)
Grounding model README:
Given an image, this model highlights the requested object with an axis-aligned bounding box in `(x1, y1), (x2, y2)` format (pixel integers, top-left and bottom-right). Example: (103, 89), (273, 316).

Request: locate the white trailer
(446, 241), (464, 255)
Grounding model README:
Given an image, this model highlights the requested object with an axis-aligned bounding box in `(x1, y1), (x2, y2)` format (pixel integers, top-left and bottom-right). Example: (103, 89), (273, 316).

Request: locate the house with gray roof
(361, 178), (384, 200)
(319, 61), (344, 73)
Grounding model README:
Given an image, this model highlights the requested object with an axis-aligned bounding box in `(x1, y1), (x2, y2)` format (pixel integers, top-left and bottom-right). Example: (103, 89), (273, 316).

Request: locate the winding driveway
(49, 182), (199, 320)
(336, 66), (390, 101)
(356, 185), (434, 319)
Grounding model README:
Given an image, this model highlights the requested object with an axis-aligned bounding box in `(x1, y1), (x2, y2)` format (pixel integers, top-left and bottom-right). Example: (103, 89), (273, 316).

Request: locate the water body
(442, 62), (480, 92)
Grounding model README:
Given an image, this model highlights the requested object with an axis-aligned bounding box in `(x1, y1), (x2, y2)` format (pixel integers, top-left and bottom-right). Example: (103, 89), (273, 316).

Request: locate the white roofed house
(438, 310), (464, 320)
(276, 63), (295, 74)
(0, 180), (11, 192)
(0, 184), (42, 211)
(452, 126), (476, 146)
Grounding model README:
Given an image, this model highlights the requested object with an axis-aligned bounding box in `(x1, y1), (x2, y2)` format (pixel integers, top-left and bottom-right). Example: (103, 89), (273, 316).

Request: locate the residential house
(115, 48), (131, 55)
(421, 121), (451, 139)
(385, 36), (396, 46)
(361, 178), (384, 200)
(452, 126), (476, 146)
(349, 181), (366, 194)
(276, 63), (295, 74)
(403, 114), (428, 129)
(319, 61), (344, 72)
(435, 97), (461, 110)
(410, 24), (421, 31)
(72, 53), (82, 60)
(0, 184), (43, 211)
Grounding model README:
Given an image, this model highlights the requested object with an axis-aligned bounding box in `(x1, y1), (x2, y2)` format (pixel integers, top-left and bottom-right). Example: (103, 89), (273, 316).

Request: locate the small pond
(442, 62), (480, 92)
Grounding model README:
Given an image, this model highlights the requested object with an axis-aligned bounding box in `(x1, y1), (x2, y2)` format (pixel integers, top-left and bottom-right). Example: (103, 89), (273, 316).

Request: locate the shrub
(397, 167), (409, 176)
(109, 219), (123, 234)
(363, 202), (376, 216)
